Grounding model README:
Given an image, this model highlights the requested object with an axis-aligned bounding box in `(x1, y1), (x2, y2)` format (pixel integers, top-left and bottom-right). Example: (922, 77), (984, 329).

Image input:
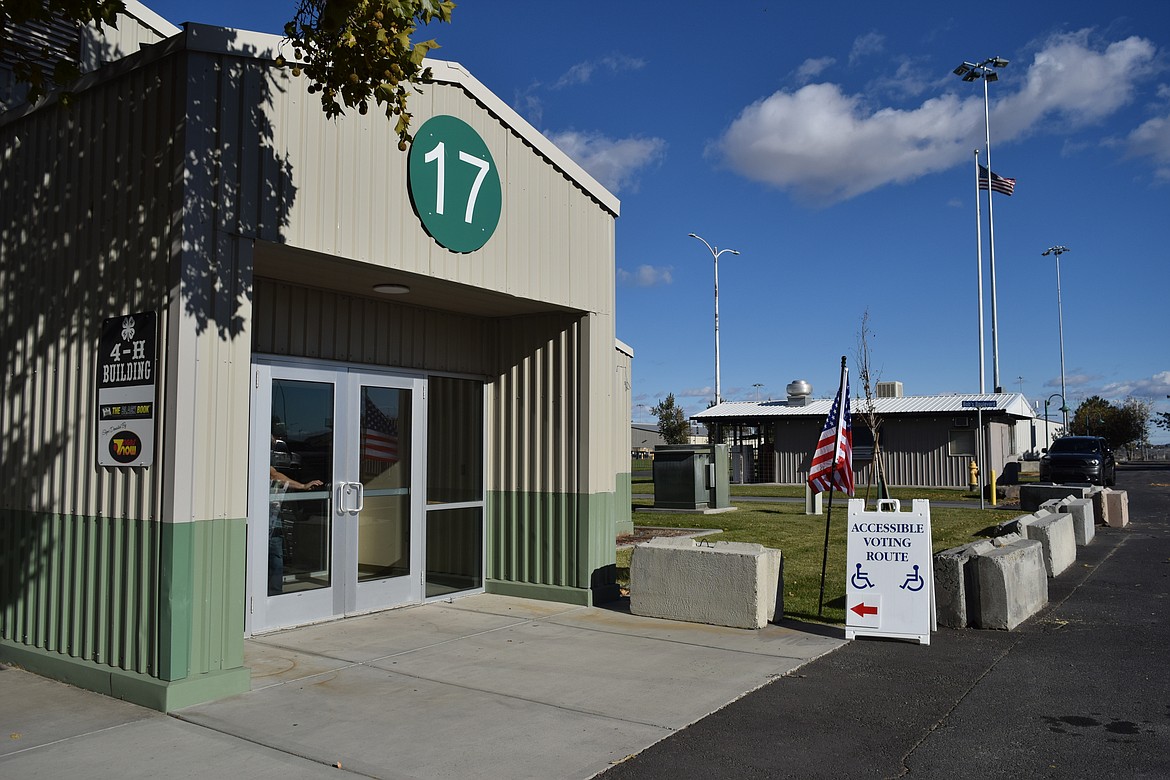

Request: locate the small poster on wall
(95, 310), (157, 468)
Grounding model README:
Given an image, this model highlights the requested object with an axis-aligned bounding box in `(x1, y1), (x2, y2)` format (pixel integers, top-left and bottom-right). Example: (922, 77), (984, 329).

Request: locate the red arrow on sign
(851, 602), (878, 618)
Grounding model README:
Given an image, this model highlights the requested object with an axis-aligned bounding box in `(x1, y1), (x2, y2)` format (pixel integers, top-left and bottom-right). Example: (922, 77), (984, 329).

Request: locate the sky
(143, 1), (1170, 442)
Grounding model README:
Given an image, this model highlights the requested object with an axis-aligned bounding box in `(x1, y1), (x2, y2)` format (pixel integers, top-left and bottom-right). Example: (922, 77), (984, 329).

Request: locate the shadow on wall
(0, 28), (296, 655)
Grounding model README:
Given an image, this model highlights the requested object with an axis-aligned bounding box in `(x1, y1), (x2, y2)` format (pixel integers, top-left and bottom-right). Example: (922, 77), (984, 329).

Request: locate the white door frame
(246, 357), (426, 635)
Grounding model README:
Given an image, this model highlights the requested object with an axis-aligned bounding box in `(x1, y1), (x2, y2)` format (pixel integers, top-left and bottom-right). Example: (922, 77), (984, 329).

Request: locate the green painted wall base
(486, 579), (592, 606)
(1, 639), (251, 712)
(615, 472), (634, 536)
(485, 577), (622, 607)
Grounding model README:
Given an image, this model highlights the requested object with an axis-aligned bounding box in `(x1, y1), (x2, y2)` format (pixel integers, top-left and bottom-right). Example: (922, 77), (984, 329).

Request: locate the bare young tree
(855, 310), (888, 499)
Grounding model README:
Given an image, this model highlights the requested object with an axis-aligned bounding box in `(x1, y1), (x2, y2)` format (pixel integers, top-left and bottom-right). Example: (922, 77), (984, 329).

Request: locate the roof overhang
(693, 393), (1037, 423)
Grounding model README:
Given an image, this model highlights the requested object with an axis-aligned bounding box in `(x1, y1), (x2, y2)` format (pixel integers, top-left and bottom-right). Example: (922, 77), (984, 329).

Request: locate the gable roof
(693, 393), (1036, 421)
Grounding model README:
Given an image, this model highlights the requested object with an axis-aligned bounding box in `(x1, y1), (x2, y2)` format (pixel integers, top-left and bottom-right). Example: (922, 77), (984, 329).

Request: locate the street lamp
(752, 383), (763, 402)
(1042, 245), (1070, 428)
(955, 56), (1009, 392)
(688, 233), (740, 407)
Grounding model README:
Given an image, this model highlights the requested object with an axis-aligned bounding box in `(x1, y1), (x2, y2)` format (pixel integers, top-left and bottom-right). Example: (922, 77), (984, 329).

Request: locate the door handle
(336, 482), (365, 514)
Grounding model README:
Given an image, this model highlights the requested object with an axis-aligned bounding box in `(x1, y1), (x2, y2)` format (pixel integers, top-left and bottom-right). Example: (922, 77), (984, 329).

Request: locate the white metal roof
(693, 393), (1036, 421)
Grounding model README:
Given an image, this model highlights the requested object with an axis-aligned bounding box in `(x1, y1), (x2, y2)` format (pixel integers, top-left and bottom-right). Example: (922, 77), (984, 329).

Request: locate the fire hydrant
(969, 460), (979, 491)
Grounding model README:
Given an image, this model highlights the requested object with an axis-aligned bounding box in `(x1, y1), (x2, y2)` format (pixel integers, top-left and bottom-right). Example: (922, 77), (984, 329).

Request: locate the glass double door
(248, 361), (425, 633)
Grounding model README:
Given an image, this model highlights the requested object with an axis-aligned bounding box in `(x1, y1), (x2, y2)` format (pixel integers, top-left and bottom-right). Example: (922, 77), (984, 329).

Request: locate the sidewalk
(1, 594), (845, 779)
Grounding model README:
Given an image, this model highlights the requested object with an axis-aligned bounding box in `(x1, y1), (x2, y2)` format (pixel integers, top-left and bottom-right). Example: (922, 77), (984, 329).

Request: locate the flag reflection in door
(361, 392), (399, 476)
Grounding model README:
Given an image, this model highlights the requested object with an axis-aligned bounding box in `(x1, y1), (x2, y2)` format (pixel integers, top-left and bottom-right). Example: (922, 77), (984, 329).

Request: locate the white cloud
(849, 32), (885, 66)
(795, 57), (835, 84)
(545, 130), (666, 193)
(553, 54), (646, 89)
(618, 264), (674, 287)
(712, 83), (973, 203)
(710, 30), (1158, 205)
(1126, 113), (1170, 181)
(680, 387), (714, 404)
(513, 88), (543, 127)
(994, 31), (1157, 138)
(1099, 371), (1170, 399)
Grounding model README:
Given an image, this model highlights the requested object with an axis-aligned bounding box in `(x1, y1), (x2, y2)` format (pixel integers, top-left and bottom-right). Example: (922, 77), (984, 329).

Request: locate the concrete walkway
(1, 595), (845, 779)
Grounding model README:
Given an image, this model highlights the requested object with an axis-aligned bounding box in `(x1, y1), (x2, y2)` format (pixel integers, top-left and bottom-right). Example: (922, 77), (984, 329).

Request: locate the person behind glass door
(269, 456), (324, 596)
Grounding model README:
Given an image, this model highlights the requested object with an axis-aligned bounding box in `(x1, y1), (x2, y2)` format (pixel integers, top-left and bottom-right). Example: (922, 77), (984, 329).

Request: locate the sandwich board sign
(845, 498), (935, 645)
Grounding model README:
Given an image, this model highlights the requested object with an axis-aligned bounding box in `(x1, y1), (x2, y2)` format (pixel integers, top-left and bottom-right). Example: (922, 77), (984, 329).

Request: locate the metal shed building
(694, 393), (1036, 488)
(1, 5), (629, 710)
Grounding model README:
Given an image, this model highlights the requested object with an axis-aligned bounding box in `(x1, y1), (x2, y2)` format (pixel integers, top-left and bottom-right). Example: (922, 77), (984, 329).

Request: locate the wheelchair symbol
(851, 563), (875, 590)
(900, 564), (925, 592)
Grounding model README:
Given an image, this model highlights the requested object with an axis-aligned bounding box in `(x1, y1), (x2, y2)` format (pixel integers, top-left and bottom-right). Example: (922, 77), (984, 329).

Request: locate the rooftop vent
(876, 381), (904, 398)
(786, 380), (812, 406)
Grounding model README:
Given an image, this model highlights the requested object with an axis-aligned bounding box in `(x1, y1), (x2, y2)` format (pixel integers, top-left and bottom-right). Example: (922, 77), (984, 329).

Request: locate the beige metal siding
(265, 74), (616, 317)
(0, 50), (179, 522)
(0, 46), (181, 673)
(81, 4), (178, 71)
(489, 314), (581, 586)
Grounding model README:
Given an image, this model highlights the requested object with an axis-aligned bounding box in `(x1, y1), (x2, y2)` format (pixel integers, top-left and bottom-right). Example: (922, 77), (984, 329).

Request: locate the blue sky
(144, 1), (1170, 442)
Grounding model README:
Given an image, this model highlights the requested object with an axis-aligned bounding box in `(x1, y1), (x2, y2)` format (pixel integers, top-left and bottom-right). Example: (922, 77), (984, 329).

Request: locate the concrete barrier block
(992, 532), (1023, 547)
(975, 539), (1049, 630)
(1059, 498), (1096, 545)
(1019, 513), (1077, 577)
(934, 540), (995, 628)
(1020, 484), (1089, 512)
(1101, 490), (1129, 528)
(630, 538), (782, 629)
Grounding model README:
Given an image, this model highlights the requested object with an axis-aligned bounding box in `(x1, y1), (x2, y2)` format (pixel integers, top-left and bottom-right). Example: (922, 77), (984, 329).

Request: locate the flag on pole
(978, 164), (1016, 196)
(807, 368), (854, 496)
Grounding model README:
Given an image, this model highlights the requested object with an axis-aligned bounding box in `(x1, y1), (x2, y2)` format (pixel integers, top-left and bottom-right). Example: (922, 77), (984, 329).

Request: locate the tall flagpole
(984, 76), (1002, 392)
(974, 150), (985, 395)
(817, 356), (848, 618)
(974, 150), (986, 511)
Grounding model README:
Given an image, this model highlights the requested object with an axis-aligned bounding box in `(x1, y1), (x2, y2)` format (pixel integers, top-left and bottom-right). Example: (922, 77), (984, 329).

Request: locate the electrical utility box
(652, 444), (731, 510)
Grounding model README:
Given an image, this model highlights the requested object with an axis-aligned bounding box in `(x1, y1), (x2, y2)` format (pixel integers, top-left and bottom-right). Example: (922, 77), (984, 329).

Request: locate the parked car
(1038, 436), (1116, 486)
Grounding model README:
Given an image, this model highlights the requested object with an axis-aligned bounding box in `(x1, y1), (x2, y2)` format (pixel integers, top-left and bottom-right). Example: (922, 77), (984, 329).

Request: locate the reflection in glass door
(249, 362), (424, 633)
(348, 377), (421, 614)
(356, 386), (411, 583)
(269, 379), (334, 597)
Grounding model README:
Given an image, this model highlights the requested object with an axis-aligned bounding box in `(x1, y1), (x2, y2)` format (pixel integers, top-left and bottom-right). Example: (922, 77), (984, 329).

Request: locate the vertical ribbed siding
(614, 344), (634, 534)
(1, 512), (159, 674)
(1, 48), (178, 673)
(252, 278), (495, 376)
(773, 418), (976, 487)
(489, 314), (581, 588)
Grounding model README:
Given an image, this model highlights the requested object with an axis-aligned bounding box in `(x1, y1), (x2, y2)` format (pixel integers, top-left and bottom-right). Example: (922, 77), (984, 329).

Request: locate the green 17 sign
(408, 116), (501, 253)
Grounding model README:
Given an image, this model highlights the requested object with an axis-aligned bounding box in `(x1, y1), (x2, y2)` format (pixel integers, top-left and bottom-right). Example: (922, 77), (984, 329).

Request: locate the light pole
(688, 233), (740, 407)
(1044, 392), (1066, 449)
(955, 56), (1009, 392)
(1042, 245), (1070, 429)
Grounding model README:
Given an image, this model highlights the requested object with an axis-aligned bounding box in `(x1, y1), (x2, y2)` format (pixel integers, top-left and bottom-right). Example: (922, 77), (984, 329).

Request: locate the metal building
(1, 5), (629, 710)
(694, 393), (1036, 488)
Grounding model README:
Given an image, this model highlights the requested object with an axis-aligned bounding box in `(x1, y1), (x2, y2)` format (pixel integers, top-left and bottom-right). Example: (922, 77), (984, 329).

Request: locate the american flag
(361, 396), (399, 463)
(807, 370), (854, 496)
(978, 164), (1016, 196)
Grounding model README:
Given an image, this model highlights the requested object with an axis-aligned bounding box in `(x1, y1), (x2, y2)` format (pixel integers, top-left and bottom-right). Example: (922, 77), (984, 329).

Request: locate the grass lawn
(617, 495), (1000, 625)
